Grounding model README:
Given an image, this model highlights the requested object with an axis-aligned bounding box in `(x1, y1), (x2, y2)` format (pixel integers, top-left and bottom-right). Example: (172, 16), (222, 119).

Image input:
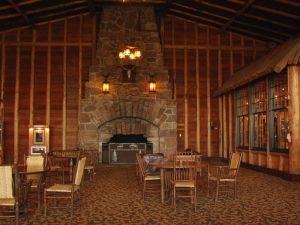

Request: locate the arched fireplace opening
(98, 117), (159, 164)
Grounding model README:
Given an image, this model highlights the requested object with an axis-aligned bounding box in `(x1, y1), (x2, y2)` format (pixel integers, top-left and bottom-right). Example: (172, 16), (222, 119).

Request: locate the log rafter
(6, 0), (34, 27)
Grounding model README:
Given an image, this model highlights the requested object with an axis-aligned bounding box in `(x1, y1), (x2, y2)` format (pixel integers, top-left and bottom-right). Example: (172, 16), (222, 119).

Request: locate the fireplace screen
(102, 134), (153, 164)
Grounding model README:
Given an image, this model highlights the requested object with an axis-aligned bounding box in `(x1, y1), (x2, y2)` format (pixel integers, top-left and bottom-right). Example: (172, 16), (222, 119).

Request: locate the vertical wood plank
(223, 96), (227, 158)
(218, 34), (223, 157)
(14, 31), (20, 163)
(78, 16), (83, 144)
(228, 33), (233, 156)
(196, 26), (200, 153)
(0, 34), (5, 163)
(46, 23), (51, 125)
(184, 21), (188, 149)
(206, 29), (211, 157)
(63, 19), (67, 150)
(29, 30), (36, 126)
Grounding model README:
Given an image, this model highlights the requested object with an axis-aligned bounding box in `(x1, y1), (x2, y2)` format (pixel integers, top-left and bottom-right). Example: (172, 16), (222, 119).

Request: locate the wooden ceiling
(0, 0), (299, 43)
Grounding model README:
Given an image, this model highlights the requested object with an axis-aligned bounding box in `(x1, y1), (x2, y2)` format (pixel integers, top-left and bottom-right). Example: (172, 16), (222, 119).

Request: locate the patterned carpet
(1, 163), (300, 225)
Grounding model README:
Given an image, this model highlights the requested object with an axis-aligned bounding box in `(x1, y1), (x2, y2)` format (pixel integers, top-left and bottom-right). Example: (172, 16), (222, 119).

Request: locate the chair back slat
(26, 155), (45, 180)
(229, 152), (242, 176)
(74, 157), (86, 186)
(173, 155), (197, 182)
(0, 165), (14, 198)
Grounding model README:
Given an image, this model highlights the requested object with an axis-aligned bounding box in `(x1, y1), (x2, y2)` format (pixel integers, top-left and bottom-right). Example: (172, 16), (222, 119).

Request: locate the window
(269, 72), (288, 153)
(251, 80), (267, 150)
(236, 87), (249, 148)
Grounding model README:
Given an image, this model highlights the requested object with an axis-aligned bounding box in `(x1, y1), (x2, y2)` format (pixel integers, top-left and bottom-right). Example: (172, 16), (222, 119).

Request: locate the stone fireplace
(79, 6), (177, 162)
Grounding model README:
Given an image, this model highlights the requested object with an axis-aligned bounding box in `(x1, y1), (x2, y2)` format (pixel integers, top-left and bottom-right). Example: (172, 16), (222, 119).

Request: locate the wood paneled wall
(0, 14), (95, 164)
(0, 13), (271, 164)
(162, 16), (270, 156)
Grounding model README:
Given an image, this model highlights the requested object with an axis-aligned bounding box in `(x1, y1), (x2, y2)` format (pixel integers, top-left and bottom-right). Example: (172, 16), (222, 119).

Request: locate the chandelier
(118, 46), (141, 61)
(118, 46), (141, 81)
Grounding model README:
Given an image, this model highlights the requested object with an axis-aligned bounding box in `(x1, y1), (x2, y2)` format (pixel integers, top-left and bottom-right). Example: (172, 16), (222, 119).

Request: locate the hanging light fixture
(119, 46), (141, 81)
(119, 46), (141, 61)
(102, 75), (110, 94)
(149, 74), (156, 93)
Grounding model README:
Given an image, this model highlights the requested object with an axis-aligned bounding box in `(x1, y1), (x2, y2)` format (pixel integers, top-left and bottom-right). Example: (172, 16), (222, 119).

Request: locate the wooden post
(63, 19), (67, 150)
(206, 29), (211, 157)
(288, 65), (300, 174)
(46, 23), (51, 126)
(218, 34), (223, 157)
(14, 31), (20, 163)
(196, 27), (200, 153)
(0, 34), (5, 164)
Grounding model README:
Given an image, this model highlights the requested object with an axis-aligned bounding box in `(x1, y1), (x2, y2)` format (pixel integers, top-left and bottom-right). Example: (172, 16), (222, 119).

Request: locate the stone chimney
(79, 6), (177, 161)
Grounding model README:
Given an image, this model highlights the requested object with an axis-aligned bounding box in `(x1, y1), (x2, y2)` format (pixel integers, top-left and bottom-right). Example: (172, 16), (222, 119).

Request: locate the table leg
(161, 168), (165, 203)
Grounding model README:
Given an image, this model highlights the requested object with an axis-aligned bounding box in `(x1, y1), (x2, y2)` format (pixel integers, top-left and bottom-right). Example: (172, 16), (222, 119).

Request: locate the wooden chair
(45, 153), (65, 183)
(137, 154), (163, 201)
(207, 152), (243, 201)
(83, 150), (98, 180)
(171, 155), (197, 211)
(135, 153), (143, 185)
(44, 155), (86, 216)
(25, 155), (46, 208)
(0, 164), (31, 225)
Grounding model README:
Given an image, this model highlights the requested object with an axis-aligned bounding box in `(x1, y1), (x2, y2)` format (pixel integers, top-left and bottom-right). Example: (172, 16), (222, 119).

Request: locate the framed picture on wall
(33, 129), (45, 145)
(31, 145), (47, 155)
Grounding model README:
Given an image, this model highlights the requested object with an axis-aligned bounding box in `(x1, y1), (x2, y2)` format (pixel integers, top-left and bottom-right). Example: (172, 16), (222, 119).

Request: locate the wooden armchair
(44, 155), (86, 216)
(207, 152), (243, 201)
(171, 155), (197, 212)
(0, 164), (31, 225)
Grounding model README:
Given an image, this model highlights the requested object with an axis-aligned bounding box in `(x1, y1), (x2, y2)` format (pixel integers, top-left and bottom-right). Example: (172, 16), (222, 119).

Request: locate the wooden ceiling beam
(172, 2), (230, 23)
(6, 0), (34, 27)
(29, 3), (87, 19)
(33, 8), (89, 24)
(228, 26), (282, 43)
(86, 0), (97, 15)
(230, 22), (289, 41)
(33, 6), (88, 21)
(220, 0), (256, 32)
(202, 0), (298, 28)
(169, 6), (225, 26)
(168, 10), (222, 28)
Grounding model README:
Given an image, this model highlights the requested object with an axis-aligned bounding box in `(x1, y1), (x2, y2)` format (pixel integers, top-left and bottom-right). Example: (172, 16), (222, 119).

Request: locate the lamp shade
(102, 80), (110, 93)
(149, 80), (156, 93)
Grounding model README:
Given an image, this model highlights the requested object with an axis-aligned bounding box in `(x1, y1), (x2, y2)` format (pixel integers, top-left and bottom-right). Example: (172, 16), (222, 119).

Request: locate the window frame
(250, 78), (267, 151)
(235, 86), (250, 149)
(269, 72), (288, 153)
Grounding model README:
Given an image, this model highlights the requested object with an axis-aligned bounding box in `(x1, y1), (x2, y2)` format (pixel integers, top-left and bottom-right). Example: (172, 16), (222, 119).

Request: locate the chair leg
(173, 187), (176, 211)
(143, 180), (146, 201)
(215, 181), (219, 202)
(71, 192), (74, 216)
(38, 188), (40, 209)
(234, 180), (236, 200)
(207, 178), (210, 197)
(15, 202), (19, 225)
(194, 188), (197, 212)
(44, 191), (47, 216)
